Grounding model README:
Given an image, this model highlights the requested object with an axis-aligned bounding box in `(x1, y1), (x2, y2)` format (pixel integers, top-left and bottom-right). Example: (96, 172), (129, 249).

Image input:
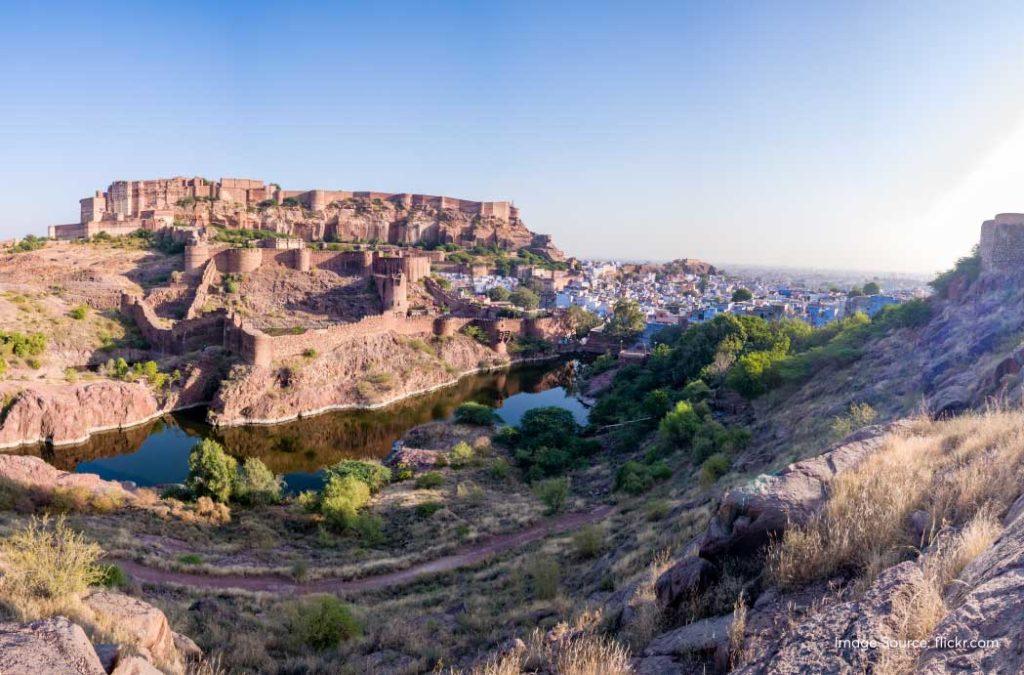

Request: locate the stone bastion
(980, 213), (1024, 273)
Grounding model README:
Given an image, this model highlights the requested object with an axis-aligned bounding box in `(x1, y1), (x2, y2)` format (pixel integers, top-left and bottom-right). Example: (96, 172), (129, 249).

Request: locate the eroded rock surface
(0, 616), (106, 675)
(0, 454), (134, 499)
(700, 423), (905, 561)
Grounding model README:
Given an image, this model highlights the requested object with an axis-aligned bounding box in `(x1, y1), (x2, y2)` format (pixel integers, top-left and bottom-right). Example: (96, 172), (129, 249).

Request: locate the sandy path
(113, 505), (614, 595)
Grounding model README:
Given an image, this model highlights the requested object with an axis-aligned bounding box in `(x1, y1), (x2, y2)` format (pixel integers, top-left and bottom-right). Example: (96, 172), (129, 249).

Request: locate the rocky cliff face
(0, 360), (218, 448)
(184, 198), (563, 258)
(209, 331), (506, 425)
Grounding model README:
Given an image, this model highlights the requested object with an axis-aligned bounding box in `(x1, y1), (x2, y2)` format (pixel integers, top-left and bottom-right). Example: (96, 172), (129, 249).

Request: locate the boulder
(0, 454), (134, 500)
(644, 614), (733, 658)
(655, 556), (719, 611)
(700, 424), (901, 561)
(111, 655), (162, 675)
(915, 499), (1024, 673)
(630, 655), (689, 674)
(83, 591), (179, 667)
(734, 561), (922, 673)
(0, 616), (106, 675)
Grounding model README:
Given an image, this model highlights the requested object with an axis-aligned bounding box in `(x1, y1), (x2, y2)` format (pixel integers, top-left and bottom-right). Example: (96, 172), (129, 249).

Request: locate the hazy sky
(3, 1), (1024, 274)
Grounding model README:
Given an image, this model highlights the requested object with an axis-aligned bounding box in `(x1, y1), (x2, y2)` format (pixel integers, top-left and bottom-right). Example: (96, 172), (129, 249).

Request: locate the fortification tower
(980, 213), (1024, 273)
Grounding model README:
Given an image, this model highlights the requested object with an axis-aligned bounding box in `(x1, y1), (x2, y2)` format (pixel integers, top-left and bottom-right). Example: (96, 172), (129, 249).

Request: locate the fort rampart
(980, 213), (1024, 273)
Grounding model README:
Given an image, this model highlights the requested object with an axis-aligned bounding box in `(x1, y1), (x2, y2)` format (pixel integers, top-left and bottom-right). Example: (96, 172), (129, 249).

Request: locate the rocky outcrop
(0, 592), (202, 674)
(655, 556), (718, 612)
(0, 617), (106, 675)
(735, 561), (923, 673)
(915, 498), (1024, 673)
(0, 454), (134, 499)
(83, 591), (181, 669)
(0, 381), (160, 448)
(699, 423), (904, 561)
(210, 331), (505, 425)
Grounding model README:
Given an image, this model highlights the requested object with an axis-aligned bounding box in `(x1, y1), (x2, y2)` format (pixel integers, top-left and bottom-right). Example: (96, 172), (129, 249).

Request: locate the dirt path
(113, 505), (614, 595)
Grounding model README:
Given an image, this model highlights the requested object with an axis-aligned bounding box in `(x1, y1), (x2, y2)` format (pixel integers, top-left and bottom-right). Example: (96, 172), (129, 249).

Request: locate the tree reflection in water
(14, 360), (586, 490)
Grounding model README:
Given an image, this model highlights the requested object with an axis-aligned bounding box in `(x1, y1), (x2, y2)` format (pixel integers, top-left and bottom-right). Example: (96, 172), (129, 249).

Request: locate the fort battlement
(980, 214), (1024, 272)
(54, 177), (518, 235)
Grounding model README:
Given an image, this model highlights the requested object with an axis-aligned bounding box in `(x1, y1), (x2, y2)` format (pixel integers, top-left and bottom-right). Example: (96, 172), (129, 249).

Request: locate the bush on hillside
(186, 439), (237, 504)
(288, 595), (362, 649)
(232, 457), (283, 506)
(324, 460), (391, 494)
(534, 477), (570, 514)
(320, 474), (371, 531)
(454, 402), (499, 425)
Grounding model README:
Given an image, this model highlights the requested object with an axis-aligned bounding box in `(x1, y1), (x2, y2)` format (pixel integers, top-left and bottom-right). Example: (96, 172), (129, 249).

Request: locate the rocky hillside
(579, 240), (1024, 673)
(181, 197), (565, 259)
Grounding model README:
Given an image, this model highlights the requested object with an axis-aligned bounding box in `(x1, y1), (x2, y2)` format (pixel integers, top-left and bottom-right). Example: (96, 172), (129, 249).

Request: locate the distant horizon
(4, 2), (1024, 274)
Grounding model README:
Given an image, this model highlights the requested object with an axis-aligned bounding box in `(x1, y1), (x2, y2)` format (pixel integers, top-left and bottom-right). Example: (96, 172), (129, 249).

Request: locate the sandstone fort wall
(980, 214), (1024, 272)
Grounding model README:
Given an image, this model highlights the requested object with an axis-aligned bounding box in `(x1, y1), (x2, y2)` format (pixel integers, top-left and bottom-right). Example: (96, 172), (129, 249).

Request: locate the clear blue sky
(3, 1), (1024, 273)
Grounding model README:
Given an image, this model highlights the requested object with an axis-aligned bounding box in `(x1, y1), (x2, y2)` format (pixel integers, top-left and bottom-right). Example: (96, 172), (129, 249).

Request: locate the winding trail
(113, 505), (614, 595)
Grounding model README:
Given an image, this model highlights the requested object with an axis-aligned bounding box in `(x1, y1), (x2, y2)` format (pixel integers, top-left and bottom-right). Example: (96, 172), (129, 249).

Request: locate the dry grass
(767, 409), (1024, 588)
(620, 549), (672, 649)
(0, 515), (103, 619)
(875, 509), (1001, 674)
(468, 623), (631, 675)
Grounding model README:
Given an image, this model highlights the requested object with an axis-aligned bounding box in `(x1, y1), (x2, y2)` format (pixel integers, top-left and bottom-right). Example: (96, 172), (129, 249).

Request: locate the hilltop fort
(48, 176), (563, 260)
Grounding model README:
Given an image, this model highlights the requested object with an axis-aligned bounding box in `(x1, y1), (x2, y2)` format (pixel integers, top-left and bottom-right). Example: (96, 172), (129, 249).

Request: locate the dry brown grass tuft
(0, 515), (103, 619)
(768, 410), (1024, 589)
(469, 626), (631, 675)
(875, 509), (1000, 674)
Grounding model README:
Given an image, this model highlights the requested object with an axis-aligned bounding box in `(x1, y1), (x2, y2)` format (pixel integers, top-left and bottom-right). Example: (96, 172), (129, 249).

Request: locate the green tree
(487, 286), (511, 302)
(232, 457), (282, 505)
(186, 439), (237, 503)
(862, 281), (881, 295)
(566, 305), (602, 338)
(605, 299), (646, 339)
(510, 287), (540, 310)
(731, 288), (753, 302)
(659, 400), (701, 448)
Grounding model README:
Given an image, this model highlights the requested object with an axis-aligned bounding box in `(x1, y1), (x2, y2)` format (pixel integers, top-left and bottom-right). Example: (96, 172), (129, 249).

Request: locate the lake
(18, 360), (589, 492)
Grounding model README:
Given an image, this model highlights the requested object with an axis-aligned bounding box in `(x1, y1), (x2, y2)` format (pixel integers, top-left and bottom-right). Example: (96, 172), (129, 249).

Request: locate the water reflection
(14, 360), (585, 491)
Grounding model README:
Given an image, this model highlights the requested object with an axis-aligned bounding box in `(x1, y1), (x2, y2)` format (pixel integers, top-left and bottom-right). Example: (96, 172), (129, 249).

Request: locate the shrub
(186, 439), (237, 503)
(461, 324), (489, 345)
(302, 348), (318, 359)
(68, 305), (88, 320)
(489, 457), (510, 480)
(700, 453), (731, 485)
(0, 516), (102, 602)
(572, 524), (604, 559)
(659, 401), (701, 448)
(288, 595), (362, 649)
(454, 402), (498, 425)
(930, 246), (980, 299)
(415, 471), (444, 489)
(526, 555), (560, 600)
(493, 425), (519, 447)
(320, 475), (371, 531)
(98, 563), (129, 589)
(415, 501), (443, 518)
(393, 464), (414, 481)
(296, 490), (320, 512)
(615, 461), (653, 495)
(232, 457), (282, 506)
(178, 553), (202, 565)
(353, 512), (384, 545)
(534, 477), (570, 514)
(324, 460), (391, 493)
(450, 441), (475, 467)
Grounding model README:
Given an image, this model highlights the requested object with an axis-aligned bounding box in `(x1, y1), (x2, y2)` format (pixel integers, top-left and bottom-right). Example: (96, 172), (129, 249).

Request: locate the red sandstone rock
(0, 381), (159, 448)
(0, 454), (134, 498)
(83, 591), (181, 669)
(0, 616), (106, 675)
